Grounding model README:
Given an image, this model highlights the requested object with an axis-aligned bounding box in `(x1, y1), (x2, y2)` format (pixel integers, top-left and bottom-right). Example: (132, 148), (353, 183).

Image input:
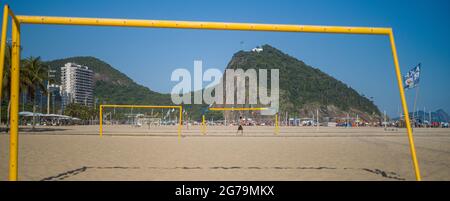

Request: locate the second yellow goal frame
(203, 107), (279, 135)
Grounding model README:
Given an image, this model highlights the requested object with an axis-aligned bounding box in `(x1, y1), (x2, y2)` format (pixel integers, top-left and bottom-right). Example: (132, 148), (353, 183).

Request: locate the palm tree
(22, 56), (48, 129)
(1, 44), (47, 130)
(64, 103), (97, 122)
(1, 42), (12, 128)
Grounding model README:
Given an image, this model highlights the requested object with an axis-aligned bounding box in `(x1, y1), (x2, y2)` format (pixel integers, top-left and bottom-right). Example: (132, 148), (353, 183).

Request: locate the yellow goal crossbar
(99, 104), (182, 138)
(0, 4), (421, 181)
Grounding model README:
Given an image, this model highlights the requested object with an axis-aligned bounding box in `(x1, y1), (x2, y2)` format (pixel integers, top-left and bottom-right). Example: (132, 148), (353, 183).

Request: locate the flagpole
(411, 63), (421, 128)
(423, 106), (425, 127)
(412, 82), (420, 127)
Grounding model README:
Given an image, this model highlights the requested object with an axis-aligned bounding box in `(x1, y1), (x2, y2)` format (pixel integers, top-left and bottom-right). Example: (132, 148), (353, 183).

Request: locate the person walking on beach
(237, 116), (244, 135)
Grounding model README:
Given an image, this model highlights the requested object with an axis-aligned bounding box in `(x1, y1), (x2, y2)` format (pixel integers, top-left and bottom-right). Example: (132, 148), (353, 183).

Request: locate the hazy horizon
(3, 0), (449, 117)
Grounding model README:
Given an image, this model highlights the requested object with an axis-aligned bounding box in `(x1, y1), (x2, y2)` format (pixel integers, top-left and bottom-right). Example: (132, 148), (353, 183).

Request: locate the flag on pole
(404, 63), (421, 89)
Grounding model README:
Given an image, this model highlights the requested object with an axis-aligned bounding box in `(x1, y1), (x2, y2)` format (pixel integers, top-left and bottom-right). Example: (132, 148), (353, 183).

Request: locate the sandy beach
(0, 125), (449, 181)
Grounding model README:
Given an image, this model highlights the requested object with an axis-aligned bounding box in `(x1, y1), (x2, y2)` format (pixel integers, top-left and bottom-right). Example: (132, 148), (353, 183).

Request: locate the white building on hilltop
(61, 62), (94, 110)
(252, 46), (263, 53)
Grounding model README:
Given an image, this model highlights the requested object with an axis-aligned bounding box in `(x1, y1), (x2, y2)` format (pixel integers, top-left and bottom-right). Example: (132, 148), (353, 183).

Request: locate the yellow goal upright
(99, 104), (182, 137)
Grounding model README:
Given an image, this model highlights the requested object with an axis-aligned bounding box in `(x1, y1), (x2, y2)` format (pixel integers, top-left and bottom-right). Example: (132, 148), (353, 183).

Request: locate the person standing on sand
(237, 116), (244, 135)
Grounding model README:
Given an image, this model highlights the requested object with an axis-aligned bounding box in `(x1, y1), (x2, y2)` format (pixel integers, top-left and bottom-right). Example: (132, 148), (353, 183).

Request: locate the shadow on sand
(0, 127), (70, 133)
(41, 166), (406, 181)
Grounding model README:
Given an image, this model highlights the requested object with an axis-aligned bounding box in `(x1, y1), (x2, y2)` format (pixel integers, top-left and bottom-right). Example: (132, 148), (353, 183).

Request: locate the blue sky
(2, 0), (450, 117)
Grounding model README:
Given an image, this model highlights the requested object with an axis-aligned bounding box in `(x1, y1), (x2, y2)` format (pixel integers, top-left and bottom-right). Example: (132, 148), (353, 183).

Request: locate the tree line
(1, 42), (96, 128)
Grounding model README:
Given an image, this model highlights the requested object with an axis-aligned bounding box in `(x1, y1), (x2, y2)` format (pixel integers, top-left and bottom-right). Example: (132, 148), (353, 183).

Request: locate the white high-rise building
(60, 62), (94, 109)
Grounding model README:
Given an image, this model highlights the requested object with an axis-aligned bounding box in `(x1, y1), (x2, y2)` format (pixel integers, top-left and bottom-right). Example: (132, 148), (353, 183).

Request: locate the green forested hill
(225, 45), (381, 121)
(45, 45), (381, 121)
(45, 56), (171, 105)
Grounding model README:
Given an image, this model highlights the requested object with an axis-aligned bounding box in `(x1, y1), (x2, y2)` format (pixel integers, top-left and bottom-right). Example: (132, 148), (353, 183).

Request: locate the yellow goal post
(0, 4), (421, 181)
(99, 104), (183, 137)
